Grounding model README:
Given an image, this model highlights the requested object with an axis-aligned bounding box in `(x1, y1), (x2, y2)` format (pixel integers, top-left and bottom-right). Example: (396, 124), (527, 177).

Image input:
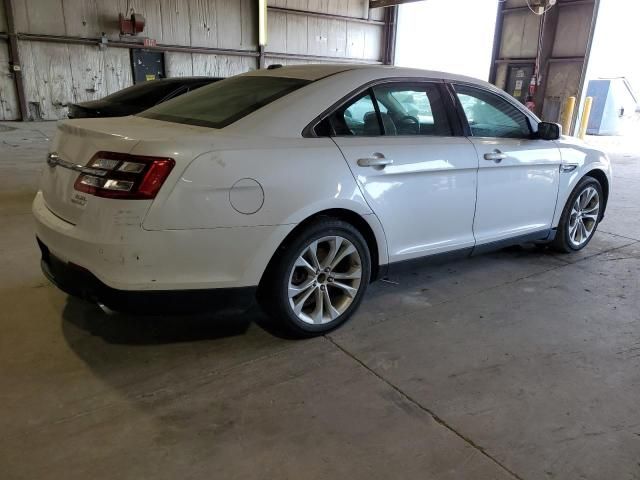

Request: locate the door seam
(329, 137), (391, 272)
(467, 137), (481, 252)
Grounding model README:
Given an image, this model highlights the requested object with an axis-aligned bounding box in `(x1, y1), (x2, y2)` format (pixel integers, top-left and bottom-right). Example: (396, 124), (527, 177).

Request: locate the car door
(452, 83), (562, 245)
(318, 81), (479, 262)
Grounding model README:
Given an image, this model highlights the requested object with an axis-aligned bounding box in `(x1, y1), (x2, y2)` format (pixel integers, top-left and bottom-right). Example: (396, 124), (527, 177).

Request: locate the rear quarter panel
(142, 137), (374, 230)
(142, 135), (389, 273)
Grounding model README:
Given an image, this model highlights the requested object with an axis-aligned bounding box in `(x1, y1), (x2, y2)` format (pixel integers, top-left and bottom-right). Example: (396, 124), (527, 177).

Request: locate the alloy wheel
(287, 236), (362, 325)
(568, 186), (600, 248)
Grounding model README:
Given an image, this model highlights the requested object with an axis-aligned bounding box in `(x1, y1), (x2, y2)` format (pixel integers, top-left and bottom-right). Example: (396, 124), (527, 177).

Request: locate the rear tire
(551, 176), (603, 253)
(259, 218), (371, 337)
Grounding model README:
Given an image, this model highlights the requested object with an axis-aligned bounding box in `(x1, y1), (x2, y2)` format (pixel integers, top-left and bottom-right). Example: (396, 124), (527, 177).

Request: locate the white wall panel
(0, 40), (19, 120)
(166, 52), (194, 77)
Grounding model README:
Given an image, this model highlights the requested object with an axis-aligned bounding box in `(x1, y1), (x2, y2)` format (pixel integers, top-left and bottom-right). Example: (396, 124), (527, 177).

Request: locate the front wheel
(552, 176), (603, 253)
(259, 219), (371, 337)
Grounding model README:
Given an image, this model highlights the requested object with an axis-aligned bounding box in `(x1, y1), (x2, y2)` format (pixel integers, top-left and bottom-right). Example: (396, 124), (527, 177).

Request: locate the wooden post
(3, 0), (28, 120)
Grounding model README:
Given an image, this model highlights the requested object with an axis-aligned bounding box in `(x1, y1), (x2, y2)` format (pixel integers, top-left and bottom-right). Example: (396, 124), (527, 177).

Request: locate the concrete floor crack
(369, 239), (640, 331)
(599, 229), (640, 242)
(323, 335), (526, 480)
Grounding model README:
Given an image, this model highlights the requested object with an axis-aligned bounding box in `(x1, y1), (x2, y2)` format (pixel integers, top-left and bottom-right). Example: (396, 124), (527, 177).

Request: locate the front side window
(454, 84), (531, 139)
(139, 76), (311, 128)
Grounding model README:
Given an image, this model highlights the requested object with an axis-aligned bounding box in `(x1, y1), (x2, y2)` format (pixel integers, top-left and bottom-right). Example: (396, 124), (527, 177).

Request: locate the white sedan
(33, 65), (612, 336)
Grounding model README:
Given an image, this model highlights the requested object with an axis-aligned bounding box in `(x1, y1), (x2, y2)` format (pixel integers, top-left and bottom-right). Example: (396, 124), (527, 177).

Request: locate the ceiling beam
(369, 0), (425, 8)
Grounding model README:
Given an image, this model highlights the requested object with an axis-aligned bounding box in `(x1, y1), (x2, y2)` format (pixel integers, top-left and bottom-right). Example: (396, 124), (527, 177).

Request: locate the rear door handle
(357, 154), (393, 168)
(483, 150), (507, 163)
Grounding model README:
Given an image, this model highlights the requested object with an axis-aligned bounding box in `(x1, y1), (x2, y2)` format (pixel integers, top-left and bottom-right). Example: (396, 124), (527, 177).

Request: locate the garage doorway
(394, 0), (499, 80)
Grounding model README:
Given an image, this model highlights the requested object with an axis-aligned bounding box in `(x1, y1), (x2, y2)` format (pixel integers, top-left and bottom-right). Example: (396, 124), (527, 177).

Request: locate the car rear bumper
(32, 191), (295, 291)
(37, 237), (257, 314)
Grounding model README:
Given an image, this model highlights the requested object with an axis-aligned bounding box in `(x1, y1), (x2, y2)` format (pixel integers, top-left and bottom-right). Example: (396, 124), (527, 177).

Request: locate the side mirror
(538, 122), (561, 140)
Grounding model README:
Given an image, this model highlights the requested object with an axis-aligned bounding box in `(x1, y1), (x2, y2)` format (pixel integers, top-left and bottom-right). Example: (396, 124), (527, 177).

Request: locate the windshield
(138, 76), (311, 128)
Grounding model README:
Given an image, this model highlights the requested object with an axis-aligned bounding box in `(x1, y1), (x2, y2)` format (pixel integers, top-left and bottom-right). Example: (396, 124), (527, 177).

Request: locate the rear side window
(372, 83), (452, 136)
(454, 84), (531, 138)
(332, 92), (381, 136)
(139, 76), (311, 128)
(315, 82), (452, 137)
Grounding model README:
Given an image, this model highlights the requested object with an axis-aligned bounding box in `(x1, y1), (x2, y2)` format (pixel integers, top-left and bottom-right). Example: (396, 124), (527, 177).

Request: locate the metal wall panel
(499, 10), (540, 59)
(19, 41), (132, 120)
(6, 0), (385, 119)
(552, 3), (593, 57)
(13, 0), (66, 35)
(542, 61), (582, 122)
(266, 8), (383, 60)
(491, 0), (598, 127)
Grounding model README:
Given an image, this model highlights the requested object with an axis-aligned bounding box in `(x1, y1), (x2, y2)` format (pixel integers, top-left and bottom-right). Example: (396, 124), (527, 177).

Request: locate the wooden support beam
(488, 0), (505, 84)
(14, 33), (380, 66)
(14, 33), (260, 57)
(3, 0), (28, 121)
(382, 6), (398, 65)
(267, 6), (385, 26)
(264, 52), (382, 64)
(369, 0), (424, 9)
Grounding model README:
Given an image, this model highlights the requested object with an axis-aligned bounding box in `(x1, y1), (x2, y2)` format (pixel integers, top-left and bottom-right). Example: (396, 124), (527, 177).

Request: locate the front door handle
(357, 154), (393, 168)
(483, 150), (507, 163)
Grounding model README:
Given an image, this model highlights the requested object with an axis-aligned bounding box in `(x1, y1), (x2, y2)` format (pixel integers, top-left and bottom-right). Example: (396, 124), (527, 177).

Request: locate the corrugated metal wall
(491, 0), (598, 129)
(266, 1), (384, 66)
(0, 0), (387, 120)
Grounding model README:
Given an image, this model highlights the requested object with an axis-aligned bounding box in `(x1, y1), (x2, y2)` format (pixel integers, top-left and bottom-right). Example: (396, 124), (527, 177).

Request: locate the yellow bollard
(578, 96), (593, 140)
(561, 96), (576, 135)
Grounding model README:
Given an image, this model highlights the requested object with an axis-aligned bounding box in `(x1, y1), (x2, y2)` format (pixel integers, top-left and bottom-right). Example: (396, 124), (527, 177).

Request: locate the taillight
(74, 151), (175, 199)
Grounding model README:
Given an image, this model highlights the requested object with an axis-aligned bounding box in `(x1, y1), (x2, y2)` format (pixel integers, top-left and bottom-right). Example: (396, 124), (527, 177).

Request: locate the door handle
(483, 150), (507, 163)
(357, 154), (393, 168)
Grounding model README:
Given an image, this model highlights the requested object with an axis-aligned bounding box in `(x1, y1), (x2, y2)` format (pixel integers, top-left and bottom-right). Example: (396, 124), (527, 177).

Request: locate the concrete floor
(1, 121), (639, 480)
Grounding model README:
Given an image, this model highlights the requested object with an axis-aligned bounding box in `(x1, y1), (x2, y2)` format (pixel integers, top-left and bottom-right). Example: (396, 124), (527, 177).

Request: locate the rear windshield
(138, 76), (311, 128)
(102, 81), (182, 108)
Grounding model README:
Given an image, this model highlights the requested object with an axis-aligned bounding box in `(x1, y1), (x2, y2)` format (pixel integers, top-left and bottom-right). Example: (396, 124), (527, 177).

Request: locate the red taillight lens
(74, 152), (175, 199)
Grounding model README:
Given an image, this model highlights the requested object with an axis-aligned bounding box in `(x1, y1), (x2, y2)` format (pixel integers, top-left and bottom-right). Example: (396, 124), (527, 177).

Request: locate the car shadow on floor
(60, 296), (261, 345)
(58, 244), (572, 346)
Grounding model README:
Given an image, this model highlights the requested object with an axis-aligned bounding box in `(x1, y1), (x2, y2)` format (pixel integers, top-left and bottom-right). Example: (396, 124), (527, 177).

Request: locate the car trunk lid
(40, 116), (205, 226)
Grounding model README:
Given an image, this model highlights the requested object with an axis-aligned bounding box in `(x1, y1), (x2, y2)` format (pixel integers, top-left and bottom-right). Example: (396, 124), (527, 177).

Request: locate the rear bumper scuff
(38, 238), (257, 315)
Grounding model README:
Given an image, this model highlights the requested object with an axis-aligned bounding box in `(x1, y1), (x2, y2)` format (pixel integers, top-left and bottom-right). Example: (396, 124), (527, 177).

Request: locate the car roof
(229, 64), (539, 137)
(154, 76), (222, 84)
(244, 63), (490, 87)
